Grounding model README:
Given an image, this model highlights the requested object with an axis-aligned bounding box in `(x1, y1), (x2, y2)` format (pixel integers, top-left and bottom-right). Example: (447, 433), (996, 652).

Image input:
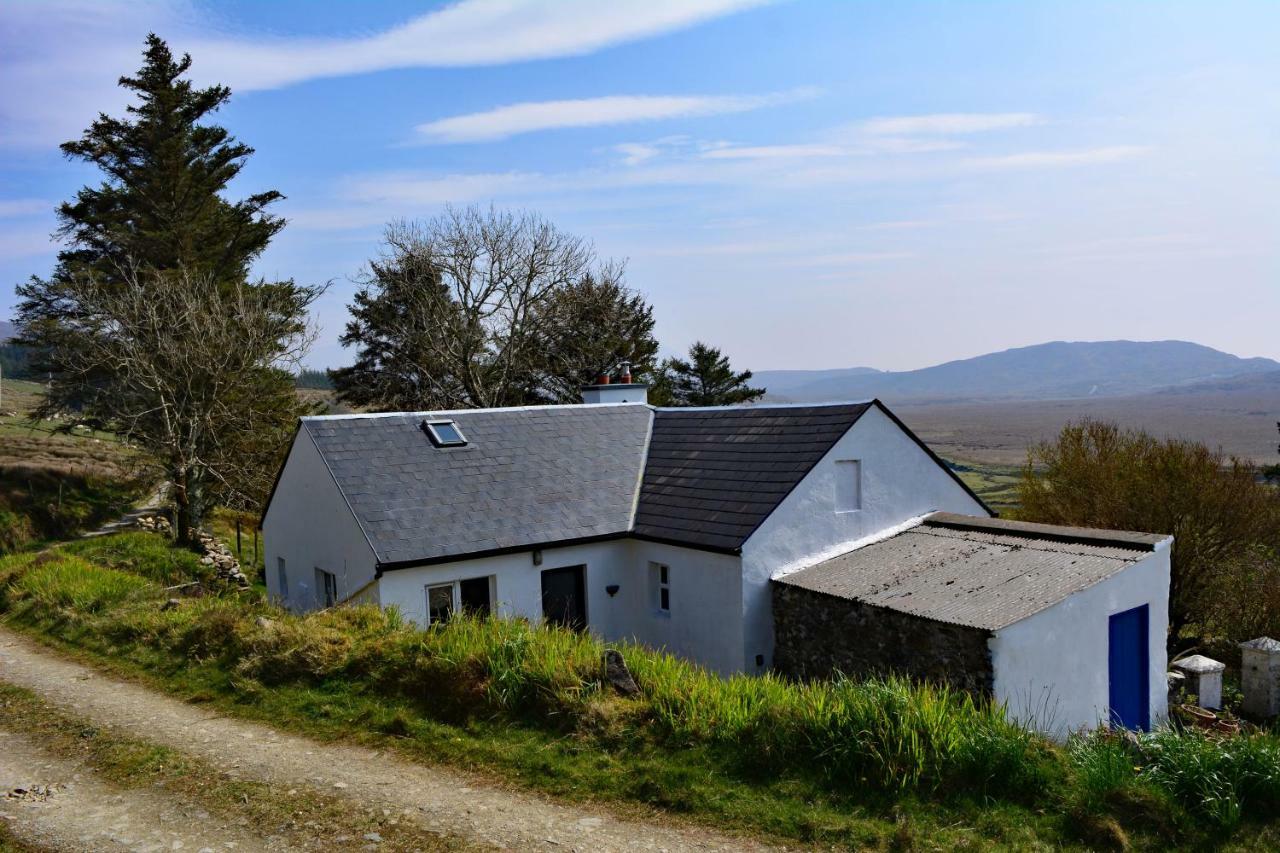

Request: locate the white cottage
(262, 383), (1171, 735)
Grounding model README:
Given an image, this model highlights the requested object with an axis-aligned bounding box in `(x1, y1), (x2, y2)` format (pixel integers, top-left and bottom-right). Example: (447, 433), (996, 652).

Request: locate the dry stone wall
(772, 581), (994, 697)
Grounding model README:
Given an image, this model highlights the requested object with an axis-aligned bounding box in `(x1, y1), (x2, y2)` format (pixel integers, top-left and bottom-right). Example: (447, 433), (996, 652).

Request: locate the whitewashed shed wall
(989, 542), (1171, 738)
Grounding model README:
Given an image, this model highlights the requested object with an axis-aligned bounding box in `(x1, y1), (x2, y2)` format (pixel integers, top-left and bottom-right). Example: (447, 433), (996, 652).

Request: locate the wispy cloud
(859, 112), (1041, 136)
(0, 0), (772, 148)
(415, 89), (815, 143)
(964, 145), (1149, 170)
(700, 143), (847, 160)
(194, 0), (774, 92)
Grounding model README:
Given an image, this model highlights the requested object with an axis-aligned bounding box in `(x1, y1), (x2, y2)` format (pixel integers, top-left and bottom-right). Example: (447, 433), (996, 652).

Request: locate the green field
(950, 460), (1024, 515)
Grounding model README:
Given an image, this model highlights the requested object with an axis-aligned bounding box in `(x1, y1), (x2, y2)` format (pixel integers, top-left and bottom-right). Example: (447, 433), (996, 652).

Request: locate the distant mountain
(0, 321), (15, 342)
(1151, 368), (1280, 396)
(752, 365), (881, 397)
(759, 341), (1280, 403)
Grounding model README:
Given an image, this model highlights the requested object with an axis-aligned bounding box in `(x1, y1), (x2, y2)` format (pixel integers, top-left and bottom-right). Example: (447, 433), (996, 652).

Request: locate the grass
(0, 682), (459, 852)
(2, 533), (1280, 850)
(948, 459), (1024, 515)
(0, 377), (150, 554)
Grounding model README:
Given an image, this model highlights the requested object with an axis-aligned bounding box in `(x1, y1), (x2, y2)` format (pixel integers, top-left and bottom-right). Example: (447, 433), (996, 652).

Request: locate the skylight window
(423, 419), (467, 447)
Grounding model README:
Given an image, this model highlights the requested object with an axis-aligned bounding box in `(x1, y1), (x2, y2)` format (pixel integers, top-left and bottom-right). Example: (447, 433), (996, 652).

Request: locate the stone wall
(771, 582), (994, 696)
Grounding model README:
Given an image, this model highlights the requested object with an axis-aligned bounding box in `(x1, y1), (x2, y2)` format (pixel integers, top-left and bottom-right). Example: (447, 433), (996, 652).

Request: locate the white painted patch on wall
(769, 513), (933, 582)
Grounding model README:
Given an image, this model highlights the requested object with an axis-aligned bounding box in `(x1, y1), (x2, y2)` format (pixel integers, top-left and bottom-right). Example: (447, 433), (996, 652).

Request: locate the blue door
(1108, 605), (1150, 731)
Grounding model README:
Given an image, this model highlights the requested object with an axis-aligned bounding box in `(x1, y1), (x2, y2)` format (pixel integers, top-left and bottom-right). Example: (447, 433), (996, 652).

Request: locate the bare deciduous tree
(23, 264), (323, 540)
(332, 206), (657, 410)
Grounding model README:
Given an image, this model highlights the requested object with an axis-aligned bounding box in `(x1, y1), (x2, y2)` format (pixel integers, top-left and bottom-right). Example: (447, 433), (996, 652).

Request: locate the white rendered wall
(740, 405), (989, 671)
(376, 538), (745, 676)
(989, 543), (1171, 739)
(261, 428), (379, 611)
(621, 540), (744, 676)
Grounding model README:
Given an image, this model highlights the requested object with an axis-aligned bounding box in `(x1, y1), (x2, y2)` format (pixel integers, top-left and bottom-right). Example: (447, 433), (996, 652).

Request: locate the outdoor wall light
(532, 549), (542, 566)
(606, 584), (620, 597)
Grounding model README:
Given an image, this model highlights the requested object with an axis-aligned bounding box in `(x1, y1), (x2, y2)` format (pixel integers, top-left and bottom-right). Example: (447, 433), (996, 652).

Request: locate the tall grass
(12, 557), (150, 613)
(4, 532), (1280, 844)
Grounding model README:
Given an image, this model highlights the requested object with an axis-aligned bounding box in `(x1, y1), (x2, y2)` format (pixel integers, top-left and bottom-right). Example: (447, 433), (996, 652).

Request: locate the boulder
(603, 649), (640, 696)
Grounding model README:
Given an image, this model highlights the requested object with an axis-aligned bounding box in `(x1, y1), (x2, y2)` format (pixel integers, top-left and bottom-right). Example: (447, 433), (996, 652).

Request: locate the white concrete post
(1240, 637), (1280, 718)
(1172, 654), (1226, 710)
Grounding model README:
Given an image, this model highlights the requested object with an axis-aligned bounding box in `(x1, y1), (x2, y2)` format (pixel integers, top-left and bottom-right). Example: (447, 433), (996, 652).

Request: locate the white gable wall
(376, 538), (744, 676)
(740, 405), (989, 671)
(262, 428), (379, 610)
(990, 542), (1171, 739)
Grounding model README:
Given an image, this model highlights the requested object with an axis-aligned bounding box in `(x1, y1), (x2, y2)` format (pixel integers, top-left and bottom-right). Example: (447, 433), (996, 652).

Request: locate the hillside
(762, 340), (1279, 403)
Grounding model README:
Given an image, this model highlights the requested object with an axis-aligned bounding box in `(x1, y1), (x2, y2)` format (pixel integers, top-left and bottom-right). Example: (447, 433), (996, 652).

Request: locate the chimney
(581, 362), (648, 404)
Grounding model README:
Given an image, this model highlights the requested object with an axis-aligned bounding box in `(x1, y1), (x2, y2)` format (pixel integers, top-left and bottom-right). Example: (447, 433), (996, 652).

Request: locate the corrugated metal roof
(775, 517), (1162, 631)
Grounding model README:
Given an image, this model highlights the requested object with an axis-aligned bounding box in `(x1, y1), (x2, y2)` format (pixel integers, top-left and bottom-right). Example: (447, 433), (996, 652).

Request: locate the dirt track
(0, 627), (778, 852)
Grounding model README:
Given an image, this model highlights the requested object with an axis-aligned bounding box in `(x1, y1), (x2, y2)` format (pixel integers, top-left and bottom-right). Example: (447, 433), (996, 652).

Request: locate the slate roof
(774, 513), (1168, 631)
(301, 405), (652, 567)
(278, 399), (991, 569)
(632, 404), (874, 551)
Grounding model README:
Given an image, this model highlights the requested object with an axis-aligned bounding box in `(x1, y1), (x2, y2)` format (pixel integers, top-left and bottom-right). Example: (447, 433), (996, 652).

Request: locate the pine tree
(653, 342), (766, 406)
(15, 35), (314, 540)
(51, 34), (283, 287)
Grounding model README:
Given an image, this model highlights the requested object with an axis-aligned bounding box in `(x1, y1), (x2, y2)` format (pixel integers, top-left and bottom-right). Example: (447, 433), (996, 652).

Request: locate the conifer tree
(51, 34), (283, 287)
(16, 35), (316, 540)
(652, 342), (766, 406)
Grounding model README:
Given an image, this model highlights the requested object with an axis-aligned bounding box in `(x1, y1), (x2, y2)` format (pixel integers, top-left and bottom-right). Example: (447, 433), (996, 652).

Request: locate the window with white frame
(650, 561), (671, 613)
(315, 567), (337, 608)
(427, 583), (455, 624)
(834, 459), (862, 512)
(427, 576), (493, 625)
(276, 557), (289, 600)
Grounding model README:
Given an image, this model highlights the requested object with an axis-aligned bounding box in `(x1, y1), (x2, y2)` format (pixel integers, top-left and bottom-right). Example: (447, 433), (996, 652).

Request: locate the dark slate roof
(774, 513), (1170, 630)
(632, 403), (874, 552)
(302, 405), (652, 566)
(280, 399), (993, 569)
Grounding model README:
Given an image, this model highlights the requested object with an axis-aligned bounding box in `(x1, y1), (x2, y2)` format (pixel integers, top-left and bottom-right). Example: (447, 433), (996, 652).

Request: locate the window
(276, 557), (289, 600)
(427, 583), (455, 624)
(458, 576), (492, 616)
(650, 561), (670, 613)
(427, 576), (494, 625)
(315, 568), (337, 608)
(423, 419), (467, 447)
(835, 459), (862, 512)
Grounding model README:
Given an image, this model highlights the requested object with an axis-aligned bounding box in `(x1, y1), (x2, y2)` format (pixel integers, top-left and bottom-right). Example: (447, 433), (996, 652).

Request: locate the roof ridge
(923, 512), (1168, 551)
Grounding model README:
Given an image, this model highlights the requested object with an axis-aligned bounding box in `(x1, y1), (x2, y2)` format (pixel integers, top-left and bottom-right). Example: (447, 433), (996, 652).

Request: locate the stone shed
(772, 513), (1173, 737)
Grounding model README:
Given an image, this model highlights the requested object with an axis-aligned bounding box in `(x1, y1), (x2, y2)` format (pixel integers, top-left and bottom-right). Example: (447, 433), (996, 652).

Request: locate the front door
(541, 565), (586, 630)
(1108, 605), (1150, 731)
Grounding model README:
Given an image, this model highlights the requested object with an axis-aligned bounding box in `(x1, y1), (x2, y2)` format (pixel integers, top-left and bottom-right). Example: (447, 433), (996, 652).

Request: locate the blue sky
(1, 0), (1277, 371)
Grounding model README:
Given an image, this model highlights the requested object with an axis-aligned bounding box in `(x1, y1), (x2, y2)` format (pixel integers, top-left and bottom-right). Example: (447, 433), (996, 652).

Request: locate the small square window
(423, 419), (467, 447)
